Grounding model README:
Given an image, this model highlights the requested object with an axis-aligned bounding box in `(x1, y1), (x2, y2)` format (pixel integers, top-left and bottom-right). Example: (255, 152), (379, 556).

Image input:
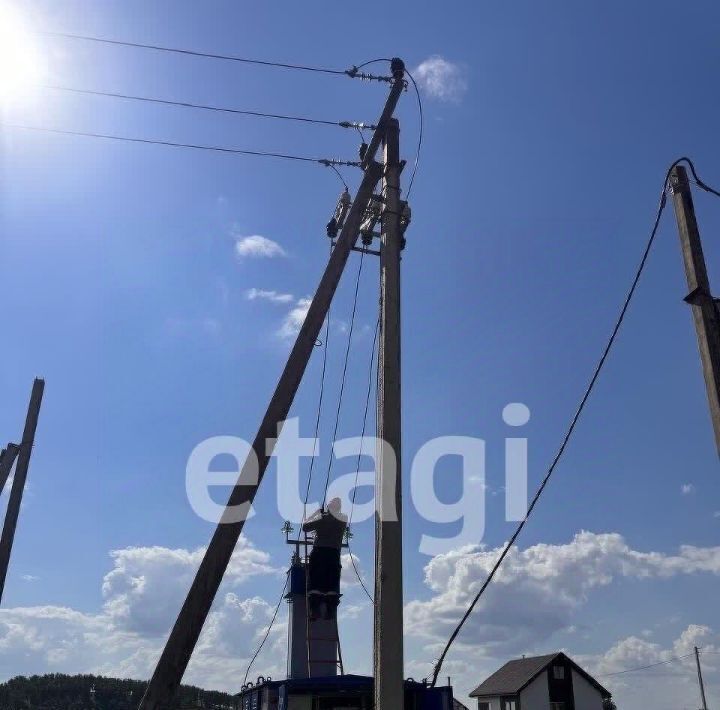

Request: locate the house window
(501, 700), (517, 710)
(553, 665), (565, 680)
(550, 703), (565, 710)
(478, 703), (490, 710)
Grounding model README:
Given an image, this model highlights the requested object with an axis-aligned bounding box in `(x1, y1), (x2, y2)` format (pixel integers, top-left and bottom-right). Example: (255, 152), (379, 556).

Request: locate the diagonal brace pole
(0, 379), (45, 604)
(138, 74), (405, 710)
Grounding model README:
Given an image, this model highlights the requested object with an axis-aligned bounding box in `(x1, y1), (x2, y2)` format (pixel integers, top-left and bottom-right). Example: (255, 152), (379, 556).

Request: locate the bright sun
(0, 3), (45, 101)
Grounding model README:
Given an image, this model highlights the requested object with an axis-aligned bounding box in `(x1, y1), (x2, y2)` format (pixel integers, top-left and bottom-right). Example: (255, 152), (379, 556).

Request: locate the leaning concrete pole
(0, 379), (45, 604)
(138, 71), (406, 710)
(374, 114), (404, 710)
(670, 165), (720, 456)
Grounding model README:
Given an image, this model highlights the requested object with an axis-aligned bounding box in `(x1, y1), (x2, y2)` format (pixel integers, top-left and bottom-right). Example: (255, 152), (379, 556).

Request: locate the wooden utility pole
(0, 378), (45, 603)
(374, 115), (404, 710)
(695, 646), (708, 710)
(670, 165), (720, 456)
(138, 73), (406, 710)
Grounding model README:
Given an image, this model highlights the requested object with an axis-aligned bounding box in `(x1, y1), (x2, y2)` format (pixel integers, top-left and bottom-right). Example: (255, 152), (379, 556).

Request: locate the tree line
(0, 674), (236, 710)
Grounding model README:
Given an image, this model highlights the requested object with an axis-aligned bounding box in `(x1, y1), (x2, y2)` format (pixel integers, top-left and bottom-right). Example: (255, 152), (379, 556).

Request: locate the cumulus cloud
(278, 298), (311, 339)
(246, 288), (294, 304)
(681, 483), (695, 495)
(405, 532), (720, 656)
(413, 56), (467, 102)
(341, 551), (371, 592)
(5, 530), (719, 705)
(0, 537), (283, 690)
(235, 235), (286, 259)
(575, 624), (720, 708)
(101, 538), (278, 636)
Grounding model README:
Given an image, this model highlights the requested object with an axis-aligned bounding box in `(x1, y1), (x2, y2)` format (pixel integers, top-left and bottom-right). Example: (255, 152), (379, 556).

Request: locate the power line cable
(41, 84), (373, 131)
(328, 164), (349, 191)
(429, 158), (719, 687)
(242, 576), (288, 687)
(303, 302), (332, 519)
(681, 159), (720, 199)
(41, 32), (396, 82)
(41, 31), (352, 76)
(346, 315), (381, 604)
(599, 653), (694, 678)
(403, 68), (423, 199)
(353, 58), (423, 198)
(321, 248), (366, 508)
(1, 123), (359, 168)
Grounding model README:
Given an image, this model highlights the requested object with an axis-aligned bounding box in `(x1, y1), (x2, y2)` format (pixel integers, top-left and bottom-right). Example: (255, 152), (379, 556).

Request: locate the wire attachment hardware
(345, 66), (394, 83)
(326, 189), (352, 239)
(339, 121), (378, 131)
(318, 158), (362, 168)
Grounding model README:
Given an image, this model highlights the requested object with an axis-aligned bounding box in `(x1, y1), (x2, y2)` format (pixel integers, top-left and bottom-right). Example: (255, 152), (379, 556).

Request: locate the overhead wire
(321, 248), (366, 508)
(346, 315), (380, 604)
(328, 164), (349, 191)
(353, 58), (423, 199)
(403, 68), (423, 199)
(242, 575), (288, 687)
(675, 156), (720, 199)
(599, 653), (694, 678)
(40, 84), (370, 130)
(41, 31), (353, 76)
(303, 246), (335, 521)
(429, 156), (720, 687)
(1, 123), (360, 169)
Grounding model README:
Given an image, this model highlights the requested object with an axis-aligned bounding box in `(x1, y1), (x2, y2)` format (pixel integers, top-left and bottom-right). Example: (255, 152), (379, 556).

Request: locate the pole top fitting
(391, 58), (405, 79)
(669, 164), (689, 192)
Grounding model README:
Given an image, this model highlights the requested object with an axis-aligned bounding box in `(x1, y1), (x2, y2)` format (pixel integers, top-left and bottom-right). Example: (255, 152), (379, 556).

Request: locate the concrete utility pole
(670, 165), (720, 457)
(0, 378), (45, 604)
(694, 646), (708, 710)
(138, 72), (406, 710)
(374, 116), (404, 710)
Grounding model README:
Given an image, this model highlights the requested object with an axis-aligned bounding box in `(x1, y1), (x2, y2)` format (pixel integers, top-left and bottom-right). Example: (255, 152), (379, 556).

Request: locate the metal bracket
(684, 286), (716, 307)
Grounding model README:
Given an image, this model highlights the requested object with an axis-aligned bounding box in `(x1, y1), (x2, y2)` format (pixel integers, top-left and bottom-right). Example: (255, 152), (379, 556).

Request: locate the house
(469, 652), (611, 710)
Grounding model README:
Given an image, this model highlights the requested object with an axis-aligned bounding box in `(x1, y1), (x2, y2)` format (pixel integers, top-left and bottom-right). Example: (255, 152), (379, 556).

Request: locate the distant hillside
(0, 674), (236, 710)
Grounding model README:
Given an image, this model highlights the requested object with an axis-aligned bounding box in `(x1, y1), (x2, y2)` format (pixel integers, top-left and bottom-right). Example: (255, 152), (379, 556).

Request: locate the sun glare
(0, 3), (45, 101)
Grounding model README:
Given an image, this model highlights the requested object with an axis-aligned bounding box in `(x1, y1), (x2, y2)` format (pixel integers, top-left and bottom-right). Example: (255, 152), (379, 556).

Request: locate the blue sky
(2, 1), (720, 707)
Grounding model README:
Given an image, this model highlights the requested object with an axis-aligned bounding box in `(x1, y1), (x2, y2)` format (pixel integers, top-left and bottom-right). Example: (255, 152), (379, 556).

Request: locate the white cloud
(278, 298), (311, 339)
(246, 288), (294, 304)
(235, 235), (286, 259)
(578, 624), (720, 709)
(405, 532), (720, 657)
(101, 538), (278, 637)
(0, 537), (284, 690)
(20, 574), (39, 582)
(404, 535), (720, 708)
(341, 551), (371, 591)
(5, 531), (720, 706)
(681, 483), (695, 495)
(413, 56), (467, 102)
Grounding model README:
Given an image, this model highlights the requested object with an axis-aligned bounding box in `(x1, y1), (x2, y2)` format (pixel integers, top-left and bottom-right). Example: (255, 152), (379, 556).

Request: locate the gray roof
(469, 653), (610, 699)
(470, 654), (559, 697)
